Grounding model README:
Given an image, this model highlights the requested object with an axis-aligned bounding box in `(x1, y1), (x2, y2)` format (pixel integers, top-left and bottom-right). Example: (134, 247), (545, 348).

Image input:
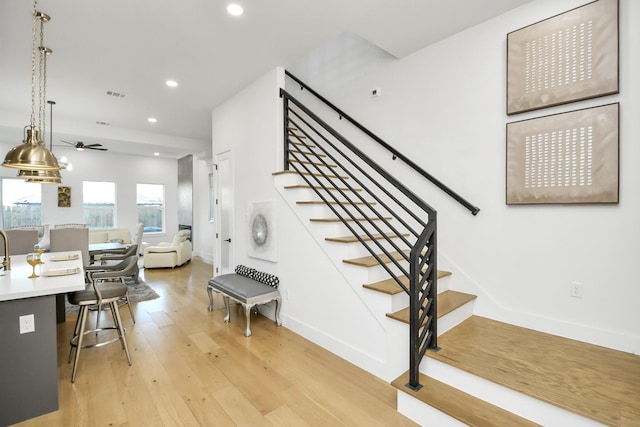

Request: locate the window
(83, 181), (115, 228)
(1, 179), (42, 228)
(137, 183), (164, 233)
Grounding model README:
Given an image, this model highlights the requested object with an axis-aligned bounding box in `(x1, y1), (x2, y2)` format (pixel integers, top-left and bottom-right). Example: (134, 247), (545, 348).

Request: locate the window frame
(82, 180), (116, 229)
(136, 183), (165, 234)
(1, 178), (43, 229)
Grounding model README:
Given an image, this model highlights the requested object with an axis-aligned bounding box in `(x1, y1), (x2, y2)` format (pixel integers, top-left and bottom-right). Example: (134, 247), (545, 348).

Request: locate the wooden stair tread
(290, 140), (316, 148)
(391, 371), (541, 427)
(385, 290), (475, 324)
(289, 149), (326, 157)
(325, 232), (407, 243)
(298, 200), (373, 206)
(343, 249), (408, 267)
(427, 316), (640, 426)
(290, 159), (337, 168)
(310, 216), (392, 223)
(363, 271), (452, 295)
(284, 184), (361, 192)
(272, 170), (348, 179)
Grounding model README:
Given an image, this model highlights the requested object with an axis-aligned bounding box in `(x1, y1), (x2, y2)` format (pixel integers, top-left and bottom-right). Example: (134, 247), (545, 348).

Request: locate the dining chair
(1, 229), (39, 256)
(92, 244), (139, 282)
(50, 227), (90, 267)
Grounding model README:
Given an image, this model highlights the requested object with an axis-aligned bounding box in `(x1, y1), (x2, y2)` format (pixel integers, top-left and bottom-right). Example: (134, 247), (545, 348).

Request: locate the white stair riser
(437, 299), (474, 336)
(397, 392), (469, 427)
(418, 359), (605, 427)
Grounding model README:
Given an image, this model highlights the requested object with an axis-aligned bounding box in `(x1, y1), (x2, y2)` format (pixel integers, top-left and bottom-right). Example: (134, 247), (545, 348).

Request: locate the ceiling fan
(60, 140), (108, 151)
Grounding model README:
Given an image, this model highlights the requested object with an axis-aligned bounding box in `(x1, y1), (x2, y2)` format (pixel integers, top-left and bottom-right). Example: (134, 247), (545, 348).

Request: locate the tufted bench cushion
(207, 273), (281, 337)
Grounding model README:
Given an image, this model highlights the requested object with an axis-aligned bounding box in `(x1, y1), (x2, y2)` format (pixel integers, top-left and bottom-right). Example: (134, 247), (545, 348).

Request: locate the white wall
(211, 67), (285, 274)
(0, 142), (180, 247)
(211, 68), (393, 376)
(286, 0), (640, 353)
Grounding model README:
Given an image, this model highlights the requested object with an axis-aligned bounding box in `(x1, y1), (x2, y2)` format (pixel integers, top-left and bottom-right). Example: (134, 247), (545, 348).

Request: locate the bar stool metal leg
(112, 301), (132, 365)
(71, 305), (89, 383)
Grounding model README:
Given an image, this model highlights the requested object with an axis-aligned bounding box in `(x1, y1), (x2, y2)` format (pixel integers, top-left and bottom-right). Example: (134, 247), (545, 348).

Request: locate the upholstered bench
(207, 272), (281, 337)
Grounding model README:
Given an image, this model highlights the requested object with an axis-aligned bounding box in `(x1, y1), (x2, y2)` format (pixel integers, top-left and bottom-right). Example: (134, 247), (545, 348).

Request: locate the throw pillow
(252, 270), (279, 288)
(235, 264), (256, 278)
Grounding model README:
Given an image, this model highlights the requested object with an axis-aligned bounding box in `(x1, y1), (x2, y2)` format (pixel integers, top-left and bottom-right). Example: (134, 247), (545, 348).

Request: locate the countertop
(0, 251), (86, 302)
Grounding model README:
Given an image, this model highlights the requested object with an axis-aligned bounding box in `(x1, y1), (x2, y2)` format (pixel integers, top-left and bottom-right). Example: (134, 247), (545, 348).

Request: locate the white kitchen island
(0, 251), (85, 426)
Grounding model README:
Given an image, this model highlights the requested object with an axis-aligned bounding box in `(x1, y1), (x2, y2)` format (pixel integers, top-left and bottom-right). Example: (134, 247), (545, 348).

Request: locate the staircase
(275, 166), (640, 426)
(277, 74), (640, 426)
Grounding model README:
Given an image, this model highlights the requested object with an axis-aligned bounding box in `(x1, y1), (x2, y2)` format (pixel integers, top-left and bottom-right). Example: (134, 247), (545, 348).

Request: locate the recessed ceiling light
(153, 152), (160, 156)
(227, 3), (243, 16)
(166, 80), (178, 87)
(148, 117), (157, 123)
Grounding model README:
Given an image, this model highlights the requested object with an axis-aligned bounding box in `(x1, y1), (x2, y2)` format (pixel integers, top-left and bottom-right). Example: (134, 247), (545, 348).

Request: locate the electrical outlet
(570, 282), (583, 298)
(371, 88), (381, 98)
(19, 314), (35, 334)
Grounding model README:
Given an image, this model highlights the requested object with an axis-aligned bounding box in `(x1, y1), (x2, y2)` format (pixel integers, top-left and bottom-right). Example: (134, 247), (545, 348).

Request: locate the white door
(216, 151), (232, 275)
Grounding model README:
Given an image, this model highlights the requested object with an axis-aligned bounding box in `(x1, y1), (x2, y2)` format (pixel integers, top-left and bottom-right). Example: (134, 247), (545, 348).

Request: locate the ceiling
(0, 0), (533, 160)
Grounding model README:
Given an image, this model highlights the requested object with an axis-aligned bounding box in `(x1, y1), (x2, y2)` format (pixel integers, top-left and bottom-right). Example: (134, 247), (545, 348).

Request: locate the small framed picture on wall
(58, 186), (71, 207)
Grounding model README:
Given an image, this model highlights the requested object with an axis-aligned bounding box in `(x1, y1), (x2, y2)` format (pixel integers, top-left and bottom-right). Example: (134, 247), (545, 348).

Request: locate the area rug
(65, 279), (160, 314)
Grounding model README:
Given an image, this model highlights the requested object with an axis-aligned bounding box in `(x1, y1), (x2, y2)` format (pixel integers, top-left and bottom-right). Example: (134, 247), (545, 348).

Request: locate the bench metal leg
(222, 296), (231, 323)
(207, 285), (214, 311)
(274, 296), (282, 326)
(243, 304), (252, 337)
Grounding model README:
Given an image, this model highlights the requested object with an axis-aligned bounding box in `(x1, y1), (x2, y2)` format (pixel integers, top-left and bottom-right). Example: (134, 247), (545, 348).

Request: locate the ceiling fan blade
(60, 140), (76, 146)
(88, 147), (108, 151)
(84, 143), (103, 148)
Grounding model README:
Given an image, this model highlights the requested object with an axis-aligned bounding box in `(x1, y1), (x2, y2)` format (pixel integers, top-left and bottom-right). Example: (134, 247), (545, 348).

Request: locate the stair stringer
(274, 187), (389, 377)
(274, 171), (417, 381)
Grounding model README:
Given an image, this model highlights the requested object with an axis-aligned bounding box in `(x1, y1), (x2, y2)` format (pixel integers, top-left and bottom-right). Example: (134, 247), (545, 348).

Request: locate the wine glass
(34, 244), (45, 256)
(26, 253), (43, 279)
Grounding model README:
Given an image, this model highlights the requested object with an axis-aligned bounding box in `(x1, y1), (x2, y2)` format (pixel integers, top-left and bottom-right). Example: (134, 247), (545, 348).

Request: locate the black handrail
(285, 70), (480, 216)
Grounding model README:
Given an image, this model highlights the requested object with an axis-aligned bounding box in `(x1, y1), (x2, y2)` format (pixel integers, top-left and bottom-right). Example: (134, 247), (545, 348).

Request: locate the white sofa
(143, 230), (192, 269)
(88, 228), (133, 245)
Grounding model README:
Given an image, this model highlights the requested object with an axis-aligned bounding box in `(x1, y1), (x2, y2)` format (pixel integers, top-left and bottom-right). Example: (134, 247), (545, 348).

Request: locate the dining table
(0, 251), (85, 426)
(88, 242), (125, 264)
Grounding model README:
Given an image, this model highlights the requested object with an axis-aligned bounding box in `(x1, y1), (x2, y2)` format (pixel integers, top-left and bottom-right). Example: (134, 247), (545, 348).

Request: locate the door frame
(214, 150), (233, 275)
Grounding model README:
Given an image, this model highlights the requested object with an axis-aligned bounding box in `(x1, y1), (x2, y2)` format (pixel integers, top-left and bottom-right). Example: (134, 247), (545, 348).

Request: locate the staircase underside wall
(274, 185), (394, 379)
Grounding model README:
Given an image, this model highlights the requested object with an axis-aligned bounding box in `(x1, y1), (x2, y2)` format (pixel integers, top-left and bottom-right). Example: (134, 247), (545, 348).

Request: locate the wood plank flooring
(12, 257), (418, 427)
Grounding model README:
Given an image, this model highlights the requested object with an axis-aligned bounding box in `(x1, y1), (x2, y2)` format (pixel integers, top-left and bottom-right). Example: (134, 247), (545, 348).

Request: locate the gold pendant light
(28, 100), (66, 184)
(2, 1), (60, 174)
(19, 169), (62, 184)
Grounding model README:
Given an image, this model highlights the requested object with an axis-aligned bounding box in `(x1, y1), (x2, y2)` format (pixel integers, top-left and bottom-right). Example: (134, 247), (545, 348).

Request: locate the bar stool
(84, 256), (138, 328)
(67, 269), (133, 382)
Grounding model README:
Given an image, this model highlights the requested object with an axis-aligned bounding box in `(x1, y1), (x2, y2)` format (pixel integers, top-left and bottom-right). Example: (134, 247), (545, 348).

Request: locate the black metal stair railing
(281, 87), (436, 390)
(285, 70), (480, 217)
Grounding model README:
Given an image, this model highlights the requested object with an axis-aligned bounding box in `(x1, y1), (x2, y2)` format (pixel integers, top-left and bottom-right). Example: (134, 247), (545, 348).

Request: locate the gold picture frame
(57, 186), (71, 207)
(507, 0), (618, 115)
(506, 103), (619, 205)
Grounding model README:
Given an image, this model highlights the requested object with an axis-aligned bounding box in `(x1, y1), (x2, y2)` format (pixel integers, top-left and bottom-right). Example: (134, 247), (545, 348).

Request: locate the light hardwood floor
(13, 257), (418, 427)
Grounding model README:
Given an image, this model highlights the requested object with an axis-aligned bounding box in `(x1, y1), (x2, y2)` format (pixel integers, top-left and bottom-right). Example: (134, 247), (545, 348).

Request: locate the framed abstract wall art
(507, 0), (618, 115)
(247, 201), (277, 262)
(506, 103), (619, 205)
